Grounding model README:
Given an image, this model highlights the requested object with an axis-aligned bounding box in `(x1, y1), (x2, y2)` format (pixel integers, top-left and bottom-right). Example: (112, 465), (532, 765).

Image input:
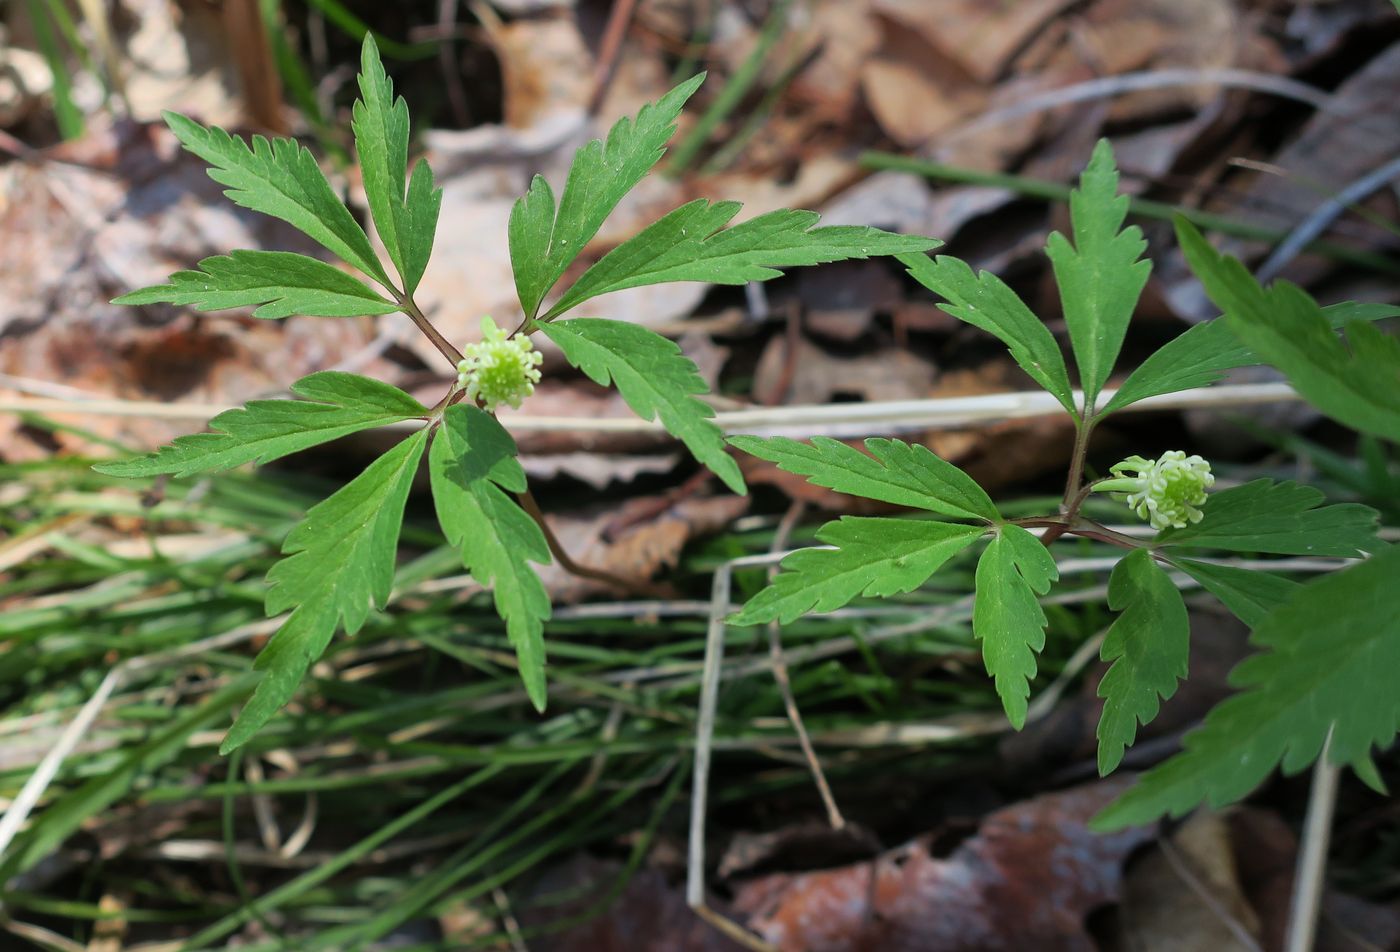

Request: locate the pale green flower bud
(456, 316), (543, 411)
(1093, 451), (1215, 531)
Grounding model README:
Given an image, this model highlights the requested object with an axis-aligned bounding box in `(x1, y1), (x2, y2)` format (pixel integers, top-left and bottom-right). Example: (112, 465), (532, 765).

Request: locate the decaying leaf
(732, 778), (1152, 951)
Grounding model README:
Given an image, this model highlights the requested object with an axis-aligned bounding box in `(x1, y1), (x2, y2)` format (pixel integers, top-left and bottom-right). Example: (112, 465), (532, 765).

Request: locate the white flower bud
(456, 316), (543, 411)
(1094, 451), (1215, 531)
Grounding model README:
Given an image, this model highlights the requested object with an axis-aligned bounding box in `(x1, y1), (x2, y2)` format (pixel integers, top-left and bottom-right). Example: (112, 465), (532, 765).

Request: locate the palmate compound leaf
(508, 74), (705, 320)
(352, 36), (441, 295)
(1096, 548), (1189, 776)
(112, 250), (399, 318)
(543, 200), (939, 320)
(731, 518), (985, 626)
(92, 372), (428, 478)
(222, 428), (429, 752)
(898, 253), (1076, 417)
(1100, 301), (1400, 415)
(1045, 139), (1152, 413)
(163, 111), (390, 287)
(726, 435), (999, 522)
(430, 404), (552, 710)
(539, 319), (745, 494)
(972, 524), (1058, 729)
(1096, 544), (1400, 829)
(1178, 218), (1400, 442)
(1155, 479), (1380, 557)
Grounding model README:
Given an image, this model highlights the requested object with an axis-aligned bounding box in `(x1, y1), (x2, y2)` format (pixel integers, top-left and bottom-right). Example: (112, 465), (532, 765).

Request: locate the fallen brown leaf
(732, 777), (1153, 952)
(873, 0), (1078, 85)
(1113, 810), (1262, 952)
(519, 854), (746, 952)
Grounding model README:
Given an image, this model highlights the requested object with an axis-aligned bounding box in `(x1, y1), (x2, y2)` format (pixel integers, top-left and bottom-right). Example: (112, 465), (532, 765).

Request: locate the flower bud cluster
(456, 316), (543, 411)
(1096, 451), (1215, 531)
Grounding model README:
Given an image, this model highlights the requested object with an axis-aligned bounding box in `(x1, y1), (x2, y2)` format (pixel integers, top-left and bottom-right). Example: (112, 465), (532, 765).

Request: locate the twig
(0, 668), (120, 861)
(587, 0), (641, 115)
(686, 552), (776, 950)
(692, 903), (777, 952)
(0, 381), (1312, 435)
(766, 502), (844, 829)
(243, 757), (283, 852)
(1286, 730), (1341, 952)
(0, 372), (108, 401)
(493, 885), (529, 952)
(688, 554), (732, 907)
(1256, 155), (1400, 283)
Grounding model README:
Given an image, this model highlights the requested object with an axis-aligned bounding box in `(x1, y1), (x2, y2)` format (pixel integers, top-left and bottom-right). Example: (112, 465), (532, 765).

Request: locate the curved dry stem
(516, 489), (671, 598)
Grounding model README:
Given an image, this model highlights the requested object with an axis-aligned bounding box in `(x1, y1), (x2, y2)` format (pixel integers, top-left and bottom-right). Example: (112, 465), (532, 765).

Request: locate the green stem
(1042, 412), (1094, 545)
(1090, 477), (1139, 494)
(1014, 517), (1143, 551)
(395, 291), (464, 367)
(1072, 521), (1149, 549)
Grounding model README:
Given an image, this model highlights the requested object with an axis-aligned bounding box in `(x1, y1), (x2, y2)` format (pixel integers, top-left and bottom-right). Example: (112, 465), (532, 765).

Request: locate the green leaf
(430, 405), (553, 710)
(1096, 549), (1189, 775)
(1102, 301), (1400, 414)
(1178, 218), (1400, 441)
(223, 429), (429, 752)
(1045, 139), (1151, 411)
(352, 35), (441, 295)
(900, 253), (1075, 416)
(1157, 479), (1380, 556)
(1171, 559), (1300, 628)
(727, 435), (997, 522)
(1102, 318), (1250, 414)
(973, 524), (1058, 729)
(93, 373), (427, 478)
(731, 518), (984, 626)
(546, 201), (938, 319)
(539, 318), (745, 494)
(1096, 544), (1400, 828)
(165, 111), (390, 286)
(113, 250), (399, 318)
(401, 161), (442, 295)
(509, 74), (705, 319)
